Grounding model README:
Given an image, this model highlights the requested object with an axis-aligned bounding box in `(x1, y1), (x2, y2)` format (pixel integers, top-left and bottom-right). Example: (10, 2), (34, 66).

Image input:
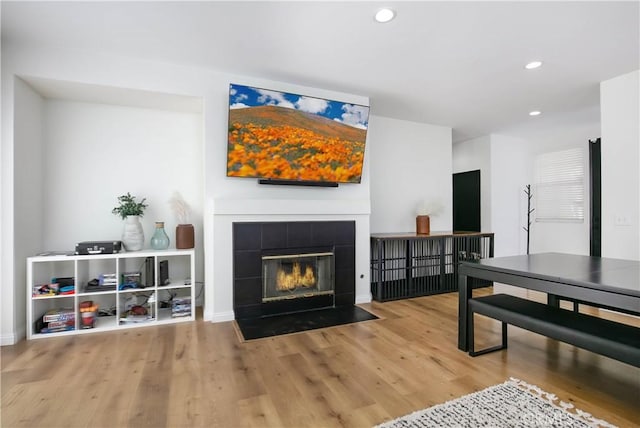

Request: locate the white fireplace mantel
(205, 197), (373, 323)
(212, 198), (371, 216)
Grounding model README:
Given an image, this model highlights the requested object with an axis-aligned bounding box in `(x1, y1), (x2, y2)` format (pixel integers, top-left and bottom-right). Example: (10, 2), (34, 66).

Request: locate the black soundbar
(258, 179), (339, 187)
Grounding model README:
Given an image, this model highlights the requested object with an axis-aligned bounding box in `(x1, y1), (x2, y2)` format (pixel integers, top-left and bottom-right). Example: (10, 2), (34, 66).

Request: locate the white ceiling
(2, 1), (638, 142)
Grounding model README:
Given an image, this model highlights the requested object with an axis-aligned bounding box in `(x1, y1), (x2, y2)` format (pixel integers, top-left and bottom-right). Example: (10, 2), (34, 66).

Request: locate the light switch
(615, 213), (631, 226)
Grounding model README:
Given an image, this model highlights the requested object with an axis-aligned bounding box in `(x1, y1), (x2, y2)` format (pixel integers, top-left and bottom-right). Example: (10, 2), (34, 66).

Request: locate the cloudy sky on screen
(229, 84), (369, 130)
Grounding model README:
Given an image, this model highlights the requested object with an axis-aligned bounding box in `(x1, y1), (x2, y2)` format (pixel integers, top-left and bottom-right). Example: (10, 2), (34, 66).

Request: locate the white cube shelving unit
(27, 249), (195, 340)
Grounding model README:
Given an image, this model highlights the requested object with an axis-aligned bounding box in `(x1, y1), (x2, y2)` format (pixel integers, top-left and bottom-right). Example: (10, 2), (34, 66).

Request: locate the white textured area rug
(375, 378), (616, 428)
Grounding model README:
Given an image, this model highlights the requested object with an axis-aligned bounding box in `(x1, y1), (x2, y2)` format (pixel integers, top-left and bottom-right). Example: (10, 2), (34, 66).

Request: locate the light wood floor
(2, 288), (639, 428)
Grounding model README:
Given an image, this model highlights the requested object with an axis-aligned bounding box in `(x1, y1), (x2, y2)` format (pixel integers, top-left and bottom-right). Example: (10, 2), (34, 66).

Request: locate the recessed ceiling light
(375, 8), (396, 23)
(525, 61), (543, 70)
(529, 111), (542, 116)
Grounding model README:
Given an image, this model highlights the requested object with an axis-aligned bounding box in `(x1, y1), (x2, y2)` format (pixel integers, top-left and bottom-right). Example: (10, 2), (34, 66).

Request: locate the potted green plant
(112, 193), (148, 251)
(112, 192), (148, 219)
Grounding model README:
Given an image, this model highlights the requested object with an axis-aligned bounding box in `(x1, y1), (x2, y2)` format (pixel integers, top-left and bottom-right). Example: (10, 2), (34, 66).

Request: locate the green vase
(150, 222), (170, 250)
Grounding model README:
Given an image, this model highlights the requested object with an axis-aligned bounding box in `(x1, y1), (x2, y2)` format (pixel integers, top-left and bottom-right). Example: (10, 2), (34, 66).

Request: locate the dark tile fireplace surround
(232, 221), (356, 320)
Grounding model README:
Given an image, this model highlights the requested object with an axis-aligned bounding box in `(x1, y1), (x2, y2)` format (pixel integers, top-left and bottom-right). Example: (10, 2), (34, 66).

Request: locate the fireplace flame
(276, 262), (316, 291)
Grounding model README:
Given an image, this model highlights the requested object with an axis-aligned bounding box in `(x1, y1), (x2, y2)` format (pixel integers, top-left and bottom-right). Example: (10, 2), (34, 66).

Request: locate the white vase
(122, 215), (144, 251)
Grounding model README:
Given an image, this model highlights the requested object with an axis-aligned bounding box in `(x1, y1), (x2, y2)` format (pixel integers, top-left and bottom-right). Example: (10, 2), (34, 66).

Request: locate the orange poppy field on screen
(227, 117), (366, 183)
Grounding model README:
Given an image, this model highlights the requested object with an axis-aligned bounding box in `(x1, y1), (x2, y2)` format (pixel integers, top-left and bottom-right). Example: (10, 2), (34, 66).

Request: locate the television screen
(227, 83), (370, 184)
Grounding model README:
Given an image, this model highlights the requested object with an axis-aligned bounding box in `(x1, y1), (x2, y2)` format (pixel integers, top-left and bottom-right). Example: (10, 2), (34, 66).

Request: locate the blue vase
(150, 222), (170, 250)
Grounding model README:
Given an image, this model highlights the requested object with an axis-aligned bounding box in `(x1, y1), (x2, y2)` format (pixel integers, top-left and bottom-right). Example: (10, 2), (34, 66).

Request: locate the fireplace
(233, 221), (355, 320)
(262, 248), (334, 302)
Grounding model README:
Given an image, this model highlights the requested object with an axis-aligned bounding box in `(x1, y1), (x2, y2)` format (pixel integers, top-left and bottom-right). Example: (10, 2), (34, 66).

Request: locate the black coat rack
(523, 184), (534, 254)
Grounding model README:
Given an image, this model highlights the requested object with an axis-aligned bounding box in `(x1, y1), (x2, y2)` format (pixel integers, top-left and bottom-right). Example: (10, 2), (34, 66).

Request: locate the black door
(590, 138), (601, 257)
(453, 170), (481, 232)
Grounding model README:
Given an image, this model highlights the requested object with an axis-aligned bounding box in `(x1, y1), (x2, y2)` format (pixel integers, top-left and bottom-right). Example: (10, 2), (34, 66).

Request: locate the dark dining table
(457, 252), (640, 351)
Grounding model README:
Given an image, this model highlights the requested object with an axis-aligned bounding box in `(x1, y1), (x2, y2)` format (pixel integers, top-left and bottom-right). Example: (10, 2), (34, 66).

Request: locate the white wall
(10, 78), (46, 344)
(452, 135), (492, 234)
(600, 70), (640, 260)
(369, 115), (452, 233)
(41, 100), (203, 252)
(489, 134), (528, 257)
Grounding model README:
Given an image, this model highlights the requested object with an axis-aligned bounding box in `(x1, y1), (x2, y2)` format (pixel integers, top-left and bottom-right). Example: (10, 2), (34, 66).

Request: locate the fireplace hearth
(233, 221), (355, 320)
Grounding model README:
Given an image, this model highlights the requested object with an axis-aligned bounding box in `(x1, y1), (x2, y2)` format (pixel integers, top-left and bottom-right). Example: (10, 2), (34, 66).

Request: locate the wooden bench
(468, 293), (640, 368)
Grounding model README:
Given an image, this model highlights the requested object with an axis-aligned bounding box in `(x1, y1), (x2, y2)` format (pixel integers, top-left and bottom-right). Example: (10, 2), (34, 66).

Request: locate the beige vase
(122, 215), (144, 251)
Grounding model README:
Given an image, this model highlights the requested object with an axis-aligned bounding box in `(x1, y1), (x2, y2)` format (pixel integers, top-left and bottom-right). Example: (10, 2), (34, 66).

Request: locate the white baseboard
(208, 310), (235, 323)
(356, 293), (372, 304)
(1, 331), (20, 346)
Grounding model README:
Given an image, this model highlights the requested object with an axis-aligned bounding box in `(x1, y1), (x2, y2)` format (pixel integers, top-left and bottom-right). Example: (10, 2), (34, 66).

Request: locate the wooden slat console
(370, 231), (494, 301)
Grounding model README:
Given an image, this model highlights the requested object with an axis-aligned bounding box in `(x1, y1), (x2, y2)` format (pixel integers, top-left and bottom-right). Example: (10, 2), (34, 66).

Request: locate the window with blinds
(534, 148), (585, 222)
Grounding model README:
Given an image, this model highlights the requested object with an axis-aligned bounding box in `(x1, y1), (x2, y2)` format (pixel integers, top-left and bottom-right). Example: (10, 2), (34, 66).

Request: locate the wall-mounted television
(226, 83), (370, 185)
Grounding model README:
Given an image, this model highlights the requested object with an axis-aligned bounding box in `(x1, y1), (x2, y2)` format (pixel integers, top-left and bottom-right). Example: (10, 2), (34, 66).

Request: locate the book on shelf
(41, 326), (75, 334)
(171, 310), (191, 318)
(119, 315), (153, 323)
(42, 308), (75, 323)
(35, 251), (74, 256)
